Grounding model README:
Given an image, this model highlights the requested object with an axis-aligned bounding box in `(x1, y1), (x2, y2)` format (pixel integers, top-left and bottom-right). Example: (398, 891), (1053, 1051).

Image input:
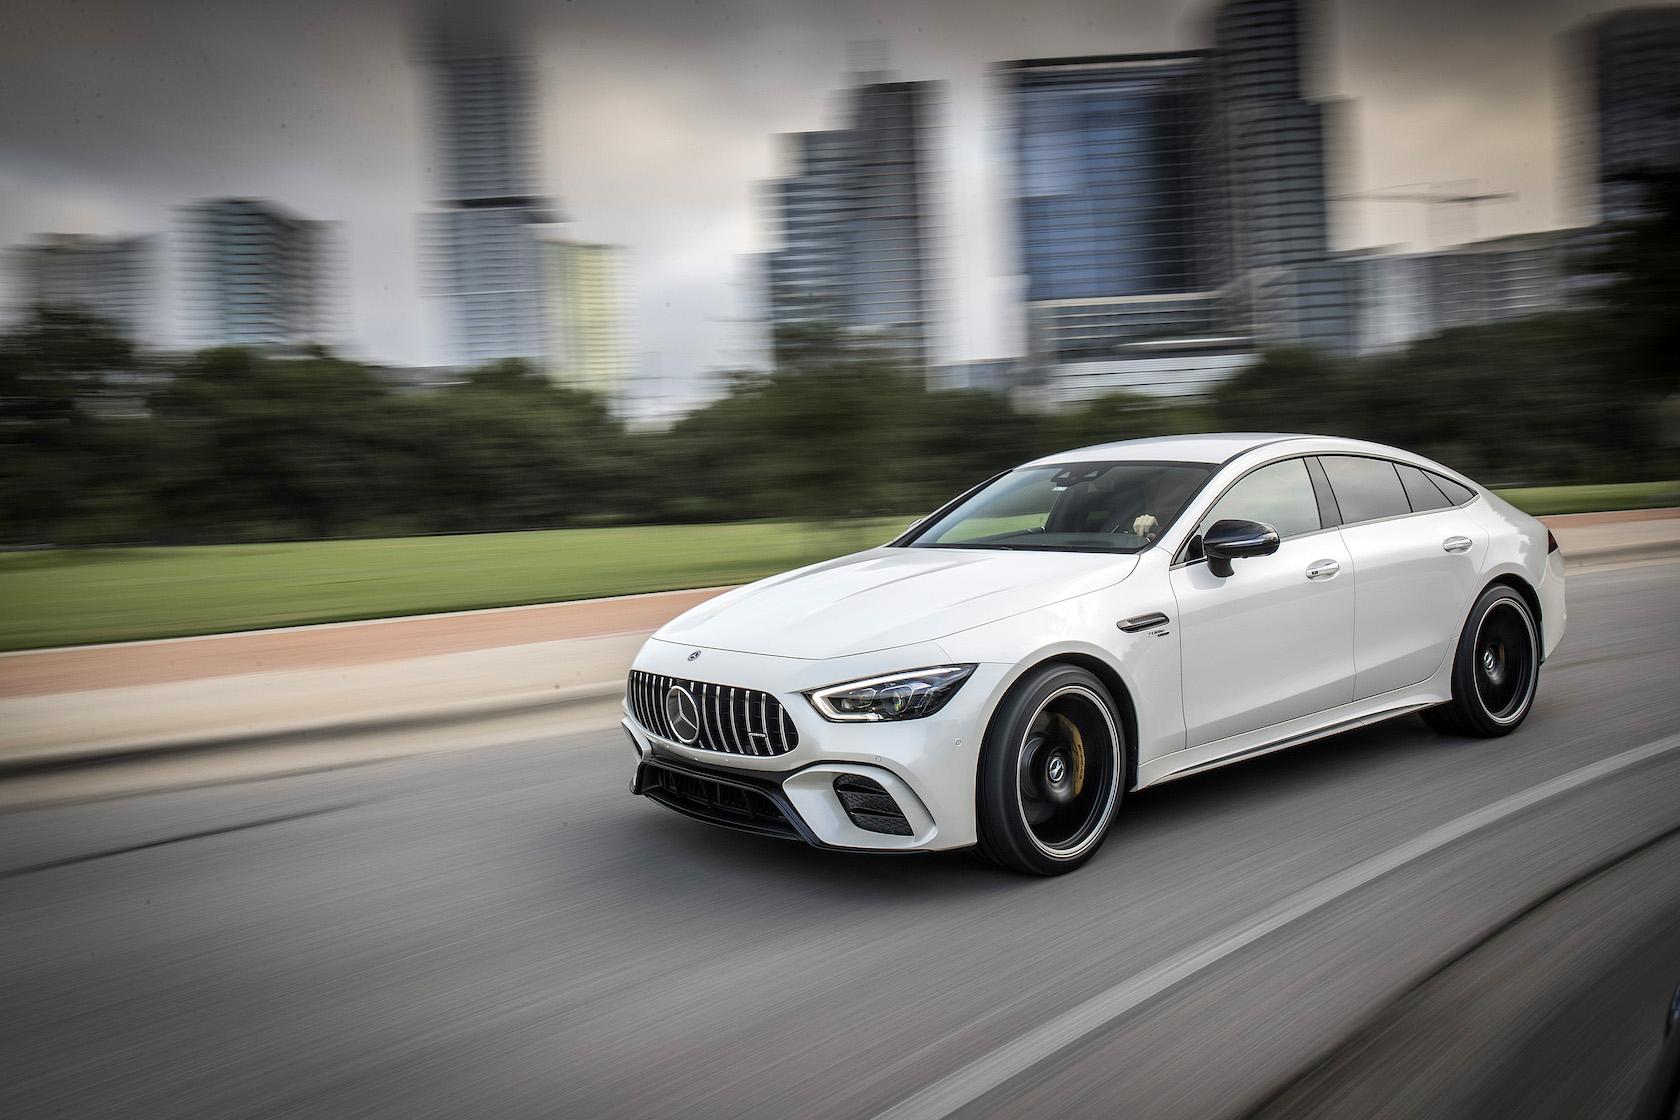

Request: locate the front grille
(626, 670), (800, 756)
(832, 775), (913, 836)
(640, 763), (800, 840)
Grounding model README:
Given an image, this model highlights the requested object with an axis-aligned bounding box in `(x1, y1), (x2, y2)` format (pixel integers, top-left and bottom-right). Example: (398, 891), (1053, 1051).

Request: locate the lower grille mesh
(641, 764), (799, 839)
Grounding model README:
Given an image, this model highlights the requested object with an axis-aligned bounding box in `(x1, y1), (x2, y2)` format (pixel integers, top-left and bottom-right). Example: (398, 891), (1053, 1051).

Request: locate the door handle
(1443, 536), (1473, 553)
(1305, 559), (1340, 580)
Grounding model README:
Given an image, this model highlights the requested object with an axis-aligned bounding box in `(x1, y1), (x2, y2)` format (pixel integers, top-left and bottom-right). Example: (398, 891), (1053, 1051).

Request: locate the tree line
(2, 171), (1674, 548)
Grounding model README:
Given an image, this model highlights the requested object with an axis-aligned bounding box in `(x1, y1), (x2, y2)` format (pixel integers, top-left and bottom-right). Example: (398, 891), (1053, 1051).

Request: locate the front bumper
(621, 638), (1011, 851)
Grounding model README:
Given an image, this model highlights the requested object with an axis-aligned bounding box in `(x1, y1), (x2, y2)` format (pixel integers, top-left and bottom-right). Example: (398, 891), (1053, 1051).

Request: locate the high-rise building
(763, 74), (938, 372)
(11, 233), (157, 341)
(1005, 0), (1347, 399)
(1347, 229), (1585, 354)
(1569, 6), (1680, 225)
(1346, 250), (1432, 355)
(543, 237), (633, 401)
(426, 203), (553, 365)
(420, 20), (554, 367)
(1210, 0), (1349, 354)
(178, 199), (336, 350)
(1003, 52), (1223, 374)
(764, 130), (852, 330)
(1210, 0), (1333, 277)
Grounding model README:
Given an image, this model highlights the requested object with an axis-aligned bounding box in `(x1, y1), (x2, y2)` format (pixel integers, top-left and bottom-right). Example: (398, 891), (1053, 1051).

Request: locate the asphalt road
(4, 561), (1680, 1120)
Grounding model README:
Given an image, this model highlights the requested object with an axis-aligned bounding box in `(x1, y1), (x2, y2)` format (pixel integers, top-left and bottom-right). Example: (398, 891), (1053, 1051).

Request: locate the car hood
(656, 546), (1139, 660)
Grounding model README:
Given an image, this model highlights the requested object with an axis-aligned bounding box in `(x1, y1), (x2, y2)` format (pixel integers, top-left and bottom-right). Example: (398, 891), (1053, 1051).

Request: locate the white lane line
(874, 732), (1680, 1120)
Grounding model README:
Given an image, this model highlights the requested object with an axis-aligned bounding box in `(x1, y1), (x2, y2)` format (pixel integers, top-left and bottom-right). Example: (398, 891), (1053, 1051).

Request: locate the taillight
(1547, 529), (1560, 554)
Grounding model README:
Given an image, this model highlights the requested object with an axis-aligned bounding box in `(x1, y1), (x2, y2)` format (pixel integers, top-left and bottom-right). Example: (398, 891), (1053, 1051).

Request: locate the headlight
(806, 665), (976, 722)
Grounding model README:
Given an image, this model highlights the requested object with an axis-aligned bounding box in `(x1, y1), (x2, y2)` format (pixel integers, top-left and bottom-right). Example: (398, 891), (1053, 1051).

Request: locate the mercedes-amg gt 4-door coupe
(623, 434), (1566, 874)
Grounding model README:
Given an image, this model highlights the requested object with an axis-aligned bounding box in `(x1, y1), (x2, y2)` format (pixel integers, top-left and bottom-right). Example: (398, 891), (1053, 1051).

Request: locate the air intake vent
(626, 671), (799, 756)
(641, 763), (799, 840)
(833, 774), (913, 836)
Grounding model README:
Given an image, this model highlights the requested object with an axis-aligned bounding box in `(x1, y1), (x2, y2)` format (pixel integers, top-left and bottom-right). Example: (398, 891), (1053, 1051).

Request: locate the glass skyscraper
(419, 20), (553, 367)
(178, 198), (336, 351)
(1007, 0), (1349, 393)
(763, 75), (937, 372)
(12, 233), (158, 343)
(1212, 0), (1349, 355)
(1005, 52), (1222, 367)
(764, 130), (851, 328)
(1211, 0), (1332, 276)
(1570, 7), (1680, 225)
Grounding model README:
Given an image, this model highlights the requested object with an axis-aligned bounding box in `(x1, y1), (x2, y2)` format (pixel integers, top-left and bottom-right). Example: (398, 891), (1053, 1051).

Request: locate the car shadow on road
(1115, 713), (1472, 831)
(594, 714), (1475, 902)
(623, 810), (1015, 896)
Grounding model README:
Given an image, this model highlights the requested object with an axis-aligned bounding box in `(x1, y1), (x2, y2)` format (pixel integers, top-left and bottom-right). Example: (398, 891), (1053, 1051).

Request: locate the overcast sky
(0, 0), (1632, 410)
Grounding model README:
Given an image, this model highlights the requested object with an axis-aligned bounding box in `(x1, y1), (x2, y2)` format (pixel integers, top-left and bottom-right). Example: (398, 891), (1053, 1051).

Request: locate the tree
(0, 307), (151, 544)
(1583, 165), (1680, 400)
(1213, 347), (1359, 438)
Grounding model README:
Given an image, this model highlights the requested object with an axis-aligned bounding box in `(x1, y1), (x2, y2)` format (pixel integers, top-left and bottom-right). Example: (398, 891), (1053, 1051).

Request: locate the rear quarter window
(1395, 463), (1452, 512)
(1321, 455), (1412, 523)
(1427, 471), (1476, 506)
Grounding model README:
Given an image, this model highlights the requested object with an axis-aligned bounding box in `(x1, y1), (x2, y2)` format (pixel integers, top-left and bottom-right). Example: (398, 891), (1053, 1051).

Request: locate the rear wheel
(976, 664), (1125, 875)
(1423, 585), (1541, 737)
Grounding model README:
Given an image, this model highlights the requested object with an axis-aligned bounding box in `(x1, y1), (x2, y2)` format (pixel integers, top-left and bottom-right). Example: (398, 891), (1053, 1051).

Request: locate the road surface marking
(873, 732), (1680, 1120)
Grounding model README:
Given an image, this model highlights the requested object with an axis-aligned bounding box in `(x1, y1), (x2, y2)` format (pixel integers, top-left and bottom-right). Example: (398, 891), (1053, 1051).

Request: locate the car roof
(1021, 433), (1478, 487)
(1023, 433), (1310, 468)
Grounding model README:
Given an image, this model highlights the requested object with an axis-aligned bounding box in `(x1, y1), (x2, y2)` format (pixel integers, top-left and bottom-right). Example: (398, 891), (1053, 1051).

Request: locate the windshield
(904, 461), (1214, 553)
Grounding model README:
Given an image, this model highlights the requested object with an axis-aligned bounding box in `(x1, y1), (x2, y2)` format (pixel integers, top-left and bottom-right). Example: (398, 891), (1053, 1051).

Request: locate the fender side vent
(833, 775), (913, 836)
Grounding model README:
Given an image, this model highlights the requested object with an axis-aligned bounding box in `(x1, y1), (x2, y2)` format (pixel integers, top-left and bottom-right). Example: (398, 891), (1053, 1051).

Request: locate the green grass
(1, 480), (1674, 652)
(0, 519), (902, 652)
(1493, 480), (1679, 517)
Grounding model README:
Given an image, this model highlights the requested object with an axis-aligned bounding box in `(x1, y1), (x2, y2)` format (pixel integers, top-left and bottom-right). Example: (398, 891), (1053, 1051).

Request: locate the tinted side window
(1198, 458), (1322, 541)
(1395, 463), (1452, 512)
(1428, 471), (1476, 506)
(1321, 455), (1411, 524)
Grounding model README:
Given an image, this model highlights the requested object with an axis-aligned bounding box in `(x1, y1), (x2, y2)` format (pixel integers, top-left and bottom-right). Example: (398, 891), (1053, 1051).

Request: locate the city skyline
(0, 0), (1661, 409)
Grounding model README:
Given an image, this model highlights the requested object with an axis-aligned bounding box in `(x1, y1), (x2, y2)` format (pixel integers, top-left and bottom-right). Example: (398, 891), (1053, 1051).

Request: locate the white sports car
(623, 434), (1566, 874)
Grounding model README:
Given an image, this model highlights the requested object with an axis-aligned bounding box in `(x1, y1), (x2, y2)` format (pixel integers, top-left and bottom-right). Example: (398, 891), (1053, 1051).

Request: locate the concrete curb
(1563, 540), (1680, 570)
(0, 680), (625, 778)
(3, 536), (1674, 778)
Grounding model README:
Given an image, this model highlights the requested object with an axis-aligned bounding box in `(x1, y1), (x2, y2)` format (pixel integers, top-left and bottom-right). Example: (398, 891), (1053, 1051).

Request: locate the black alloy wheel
(978, 664), (1125, 875)
(1423, 585), (1541, 737)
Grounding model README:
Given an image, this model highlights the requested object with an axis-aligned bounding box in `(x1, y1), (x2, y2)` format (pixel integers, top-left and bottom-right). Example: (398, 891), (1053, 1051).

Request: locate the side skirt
(1137, 689), (1444, 789)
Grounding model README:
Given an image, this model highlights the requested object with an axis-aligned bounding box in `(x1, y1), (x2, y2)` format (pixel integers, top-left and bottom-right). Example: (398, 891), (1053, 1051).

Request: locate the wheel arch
(1002, 652), (1141, 794)
(1484, 571), (1543, 643)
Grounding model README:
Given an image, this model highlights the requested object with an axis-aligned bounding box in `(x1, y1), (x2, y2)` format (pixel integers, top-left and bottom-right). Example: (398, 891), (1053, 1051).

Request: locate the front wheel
(976, 664), (1125, 875)
(1422, 585), (1541, 737)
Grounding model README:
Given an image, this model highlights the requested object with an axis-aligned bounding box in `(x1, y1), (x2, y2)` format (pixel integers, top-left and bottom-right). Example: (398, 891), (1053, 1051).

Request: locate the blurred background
(1, 0), (1677, 647)
(5, 5), (1680, 1118)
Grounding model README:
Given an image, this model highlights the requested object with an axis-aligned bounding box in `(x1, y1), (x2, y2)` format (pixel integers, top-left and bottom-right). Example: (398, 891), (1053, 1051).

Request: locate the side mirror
(1200, 518), (1280, 577)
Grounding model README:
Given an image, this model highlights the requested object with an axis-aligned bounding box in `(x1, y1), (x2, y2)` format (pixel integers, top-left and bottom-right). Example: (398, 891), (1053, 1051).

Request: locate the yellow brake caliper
(1051, 712), (1086, 796)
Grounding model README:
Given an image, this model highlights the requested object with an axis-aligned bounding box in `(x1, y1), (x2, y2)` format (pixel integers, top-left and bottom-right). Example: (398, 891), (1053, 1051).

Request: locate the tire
(976, 664), (1125, 875)
(1422, 584), (1541, 738)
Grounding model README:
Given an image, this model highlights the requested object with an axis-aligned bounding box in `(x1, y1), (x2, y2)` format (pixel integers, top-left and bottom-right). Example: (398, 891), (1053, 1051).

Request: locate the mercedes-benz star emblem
(1046, 755), (1066, 784)
(687, 650), (702, 662)
(665, 686), (701, 744)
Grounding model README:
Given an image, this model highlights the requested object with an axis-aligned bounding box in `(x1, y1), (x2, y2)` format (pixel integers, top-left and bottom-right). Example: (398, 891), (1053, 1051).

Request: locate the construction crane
(1333, 183), (1516, 249)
